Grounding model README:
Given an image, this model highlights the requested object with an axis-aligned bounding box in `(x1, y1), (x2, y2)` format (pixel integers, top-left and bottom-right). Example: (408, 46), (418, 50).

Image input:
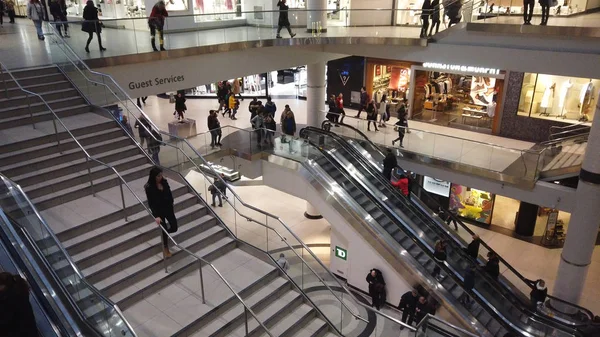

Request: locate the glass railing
(326, 122), (595, 327)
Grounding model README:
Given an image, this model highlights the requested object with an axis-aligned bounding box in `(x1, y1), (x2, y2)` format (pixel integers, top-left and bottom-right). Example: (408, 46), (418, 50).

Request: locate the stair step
(0, 88), (80, 110)
(0, 65), (60, 81)
(291, 317), (329, 337)
(0, 96), (86, 116)
(3, 80), (73, 98)
(2, 72), (66, 88)
(235, 290), (304, 337)
(0, 104), (90, 130)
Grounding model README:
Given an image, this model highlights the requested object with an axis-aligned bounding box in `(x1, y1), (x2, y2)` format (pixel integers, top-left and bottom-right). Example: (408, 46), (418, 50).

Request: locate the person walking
(413, 297), (429, 324)
(432, 239), (447, 280)
(121, 115), (133, 135)
(539, 0), (550, 25)
(49, 0), (69, 37)
(147, 128), (162, 164)
(373, 282), (386, 310)
(264, 96), (277, 118)
(378, 95), (388, 128)
(145, 167), (178, 258)
(276, 0), (296, 38)
(249, 97), (260, 120)
(327, 94), (338, 124)
(420, 0), (432, 38)
(458, 265), (476, 308)
(208, 110), (222, 148)
(27, 0), (45, 40)
(264, 113), (276, 147)
(523, 0), (534, 24)
(232, 78), (243, 101)
(398, 289), (419, 328)
(336, 93), (345, 123)
(137, 96), (148, 108)
(174, 92), (186, 120)
(277, 253), (290, 271)
(429, 0), (441, 36)
(217, 82), (228, 113)
(464, 234), (481, 259)
(0, 0), (5, 26)
(251, 111), (266, 146)
(392, 111), (408, 147)
(209, 175), (226, 207)
(366, 269), (385, 308)
(366, 99), (378, 131)
(0, 272), (39, 337)
(382, 148), (397, 181)
(280, 105), (296, 144)
(5, 0), (16, 24)
(355, 86), (369, 118)
(149, 0), (168, 51)
(82, 1), (106, 52)
(134, 113), (151, 148)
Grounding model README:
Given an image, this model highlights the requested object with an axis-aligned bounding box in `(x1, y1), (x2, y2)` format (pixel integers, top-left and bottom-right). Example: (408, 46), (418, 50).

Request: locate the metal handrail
(541, 132), (589, 146)
(328, 120), (596, 322)
(48, 28), (370, 326)
(416, 314), (480, 337)
(0, 62), (275, 336)
(550, 123), (590, 133)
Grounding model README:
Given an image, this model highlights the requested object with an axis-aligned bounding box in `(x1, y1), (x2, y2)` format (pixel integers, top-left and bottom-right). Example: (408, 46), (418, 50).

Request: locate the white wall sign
(423, 62), (501, 75)
(423, 176), (451, 197)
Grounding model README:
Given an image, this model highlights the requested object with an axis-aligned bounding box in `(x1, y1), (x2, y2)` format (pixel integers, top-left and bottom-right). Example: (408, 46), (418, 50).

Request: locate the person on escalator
(0, 272), (39, 337)
(391, 172), (410, 198)
(431, 239), (448, 281)
(527, 279), (548, 308)
(458, 265), (476, 309)
(382, 148), (397, 181)
(484, 252), (500, 280)
(366, 269), (385, 308)
(464, 235), (481, 260)
(398, 289), (419, 328)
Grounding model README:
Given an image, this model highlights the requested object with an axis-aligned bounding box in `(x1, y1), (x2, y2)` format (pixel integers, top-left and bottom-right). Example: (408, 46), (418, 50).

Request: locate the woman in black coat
(145, 167), (178, 257)
(276, 0), (295, 38)
(174, 93), (187, 120)
(81, 0), (106, 52)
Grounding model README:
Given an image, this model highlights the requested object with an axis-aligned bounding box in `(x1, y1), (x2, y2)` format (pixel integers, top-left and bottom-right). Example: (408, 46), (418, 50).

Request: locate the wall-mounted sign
(335, 246), (347, 260)
(423, 176), (451, 197)
(128, 74), (186, 90)
(338, 69), (350, 86)
(422, 62), (500, 75)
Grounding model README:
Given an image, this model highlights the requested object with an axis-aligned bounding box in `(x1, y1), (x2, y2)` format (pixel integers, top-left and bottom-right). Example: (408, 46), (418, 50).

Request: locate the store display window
(395, 0), (423, 26)
(518, 73), (597, 124)
(365, 59), (414, 118)
(449, 184), (495, 225)
(193, 0), (242, 22)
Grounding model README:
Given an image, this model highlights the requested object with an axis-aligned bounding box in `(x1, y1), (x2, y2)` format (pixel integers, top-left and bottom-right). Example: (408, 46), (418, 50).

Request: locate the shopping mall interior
(1, 1), (600, 337)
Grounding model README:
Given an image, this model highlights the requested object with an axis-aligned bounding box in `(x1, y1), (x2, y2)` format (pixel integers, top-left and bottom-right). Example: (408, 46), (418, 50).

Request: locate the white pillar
(306, 62), (327, 128)
(553, 95), (600, 309)
(305, 201), (323, 219)
(306, 0), (328, 33)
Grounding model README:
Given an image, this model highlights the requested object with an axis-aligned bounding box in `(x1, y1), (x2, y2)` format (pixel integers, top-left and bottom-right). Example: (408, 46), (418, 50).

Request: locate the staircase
(0, 65), (340, 337)
(539, 140), (587, 180)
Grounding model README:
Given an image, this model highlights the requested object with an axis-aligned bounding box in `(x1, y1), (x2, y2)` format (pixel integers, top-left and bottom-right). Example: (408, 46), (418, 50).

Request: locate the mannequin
(540, 82), (555, 115)
(558, 79), (572, 118)
(579, 79), (594, 121)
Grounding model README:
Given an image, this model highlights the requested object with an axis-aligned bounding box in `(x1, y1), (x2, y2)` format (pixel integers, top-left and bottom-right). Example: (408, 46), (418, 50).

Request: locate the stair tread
(0, 96), (83, 114)
(268, 305), (314, 336)
(0, 87), (76, 104)
(4, 79), (71, 92)
(292, 317), (328, 337)
(232, 290), (302, 335)
(0, 104), (88, 123)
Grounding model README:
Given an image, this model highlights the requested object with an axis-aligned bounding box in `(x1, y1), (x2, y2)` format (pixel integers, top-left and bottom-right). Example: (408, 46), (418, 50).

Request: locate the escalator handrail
(417, 314), (480, 337)
(301, 132), (532, 337)
(323, 121), (595, 322)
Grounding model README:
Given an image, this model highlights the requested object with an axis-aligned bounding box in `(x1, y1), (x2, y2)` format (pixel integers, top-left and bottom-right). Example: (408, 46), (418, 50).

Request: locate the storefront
(517, 73), (597, 125)
(408, 63), (505, 134)
(364, 58), (415, 117)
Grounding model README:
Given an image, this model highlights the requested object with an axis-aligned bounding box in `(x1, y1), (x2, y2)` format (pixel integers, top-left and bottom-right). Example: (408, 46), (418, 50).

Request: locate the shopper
(373, 282), (386, 310)
(82, 1), (106, 52)
(276, 0), (296, 38)
(209, 175), (226, 207)
(484, 252), (500, 280)
(391, 173), (410, 197)
(382, 148), (397, 181)
(0, 0), (4, 26)
(413, 297), (429, 324)
(429, 0), (441, 36)
(249, 97), (260, 120)
(539, 0), (550, 25)
(121, 115), (133, 135)
(392, 111), (408, 147)
(378, 95), (388, 127)
(523, 0), (535, 24)
(280, 105), (296, 143)
(147, 128), (162, 164)
(432, 239), (447, 280)
(264, 113), (276, 147)
(207, 110), (221, 148)
(134, 113), (151, 148)
(527, 279), (548, 308)
(5, 0), (16, 24)
(366, 99), (378, 131)
(149, 0), (168, 51)
(251, 111), (266, 145)
(458, 265), (476, 308)
(173, 92), (187, 120)
(0, 272), (39, 337)
(232, 78), (243, 101)
(355, 86), (369, 118)
(264, 96), (277, 118)
(366, 269), (385, 308)
(145, 166), (178, 258)
(49, 0), (69, 38)
(27, 0), (45, 40)
(420, 0), (432, 38)
(228, 91), (238, 119)
(217, 82), (228, 113)
(277, 253), (290, 271)
(136, 96), (147, 108)
(327, 95), (338, 123)
(464, 235), (481, 259)
(398, 289), (419, 328)
(446, 0), (462, 26)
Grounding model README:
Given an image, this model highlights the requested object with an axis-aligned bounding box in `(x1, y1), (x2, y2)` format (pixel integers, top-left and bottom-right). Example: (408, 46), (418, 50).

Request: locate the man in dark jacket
(276, 0), (296, 38)
(429, 0), (440, 36)
(355, 86), (369, 118)
(264, 96), (277, 118)
(527, 279), (548, 309)
(210, 174), (227, 207)
(420, 0), (432, 38)
(464, 235), (480, 259)
(366, 269), (385, 307)
(207, 110), (221, 148)
(413, 296), (429, 324)
(149, 0), (168, 51)
(134, 113), (151, 148)
(398, 289), (419, 328)
(484, 252), (500, 280)
(0, 272), (39, 337)
(382, 148), (397, 180)
(458, 265), (476, 308)
(49, 0), (69, 37)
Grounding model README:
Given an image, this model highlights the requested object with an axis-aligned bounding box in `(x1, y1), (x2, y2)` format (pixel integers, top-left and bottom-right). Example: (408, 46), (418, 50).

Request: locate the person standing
(149, 0), (168, 51)
(539, 0), (550, 25)
(147, 129), (162, 164)
(174, 92), (186, 120)
(413, 297), (429, 324)
(336, 93), (345, 123)
(391, 173), (410, 198)
(366, 269), (385, 308)
(523, 0), (535, 24)
(5, 0), (16, 24)
(398, 289), (419, 328)
(420, 0), (432, 38)
(355, 86), (369, 118)
(209, 175), (226, 207)
(392, 111), (408, 147)
(249, 97), (260, 121)
(429, 0), (440, 36)
(527, 279), (548, 308)
(327, 94), (338, 123)
(382, 148), (397, 181)
(121, 115), (133, 135)
(464, 234), (481, 259)
(366, 99), (378, 131)
(458, 265), (476, 308)
(378, 95), (387, 128)
(208, 110), (222, 148)
(432, 239), (447, 280)
(134, 113), (151, 148)
(264, 96), (277, 118)
(373, 282), (386, 310)
(251, 111), (266, 145)
(82, 1), (106, 52)
(264, 114), (276, 147)
(0, 272), (39, 337)
(276, 0), (296, 38)
(27, 0), (45, 40)
(0, 0), (5, 26)
(49, 0), (69, 37)
(145, 167), (178, 258)
(232, 78), (243, 101)
(484, 252), (500, 280)
(280, 105), (296, 143)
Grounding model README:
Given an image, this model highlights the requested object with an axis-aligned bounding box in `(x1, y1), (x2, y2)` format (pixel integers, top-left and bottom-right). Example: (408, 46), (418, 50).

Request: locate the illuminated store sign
(423, 176), (451, 197)
(423, 63), (500, 75)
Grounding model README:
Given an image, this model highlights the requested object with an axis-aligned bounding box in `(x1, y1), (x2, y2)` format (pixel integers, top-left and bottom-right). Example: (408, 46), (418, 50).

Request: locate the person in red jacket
(149, 1), (168, 51)
(391, 172), (410, 197)
(336, 93), (345, 124)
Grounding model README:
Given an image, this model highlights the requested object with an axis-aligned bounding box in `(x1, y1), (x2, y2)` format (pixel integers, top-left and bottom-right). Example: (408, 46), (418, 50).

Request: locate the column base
(304, 212), (323, 220)
(305, 201), (323, 219)
(306, 28), (328, 33)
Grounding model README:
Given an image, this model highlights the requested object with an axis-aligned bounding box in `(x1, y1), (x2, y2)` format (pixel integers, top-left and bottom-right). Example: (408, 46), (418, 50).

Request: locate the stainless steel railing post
(86, 157), (95, 195)
(26, 92), (36, 129)
(198, 260), (205, 304)
(0, 65), (8, 99)
(52, 117), (61, 149)
(119, 179), (127, 221)
(244, 307), (249, 336)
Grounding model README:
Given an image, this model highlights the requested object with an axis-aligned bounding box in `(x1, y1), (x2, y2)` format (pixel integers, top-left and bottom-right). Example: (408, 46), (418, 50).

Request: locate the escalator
(299, 125), (594, 337)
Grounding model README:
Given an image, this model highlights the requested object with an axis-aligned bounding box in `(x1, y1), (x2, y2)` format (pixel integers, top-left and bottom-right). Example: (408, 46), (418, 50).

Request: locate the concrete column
(306, 0), (328, 33)
(306, 62), (327, 128)
(553, 96), (600, 309)
(305, 201), (323, 219)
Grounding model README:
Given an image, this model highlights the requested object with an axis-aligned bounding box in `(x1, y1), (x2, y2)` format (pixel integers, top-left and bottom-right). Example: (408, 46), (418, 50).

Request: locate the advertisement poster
(389, 68), (411, 92)
(423, 176), (451, 197)
(449, 184), (494, 224)
(375, 65), (381, 77)
(470, 76), (496, 106)
(386, 65), (392, 73)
